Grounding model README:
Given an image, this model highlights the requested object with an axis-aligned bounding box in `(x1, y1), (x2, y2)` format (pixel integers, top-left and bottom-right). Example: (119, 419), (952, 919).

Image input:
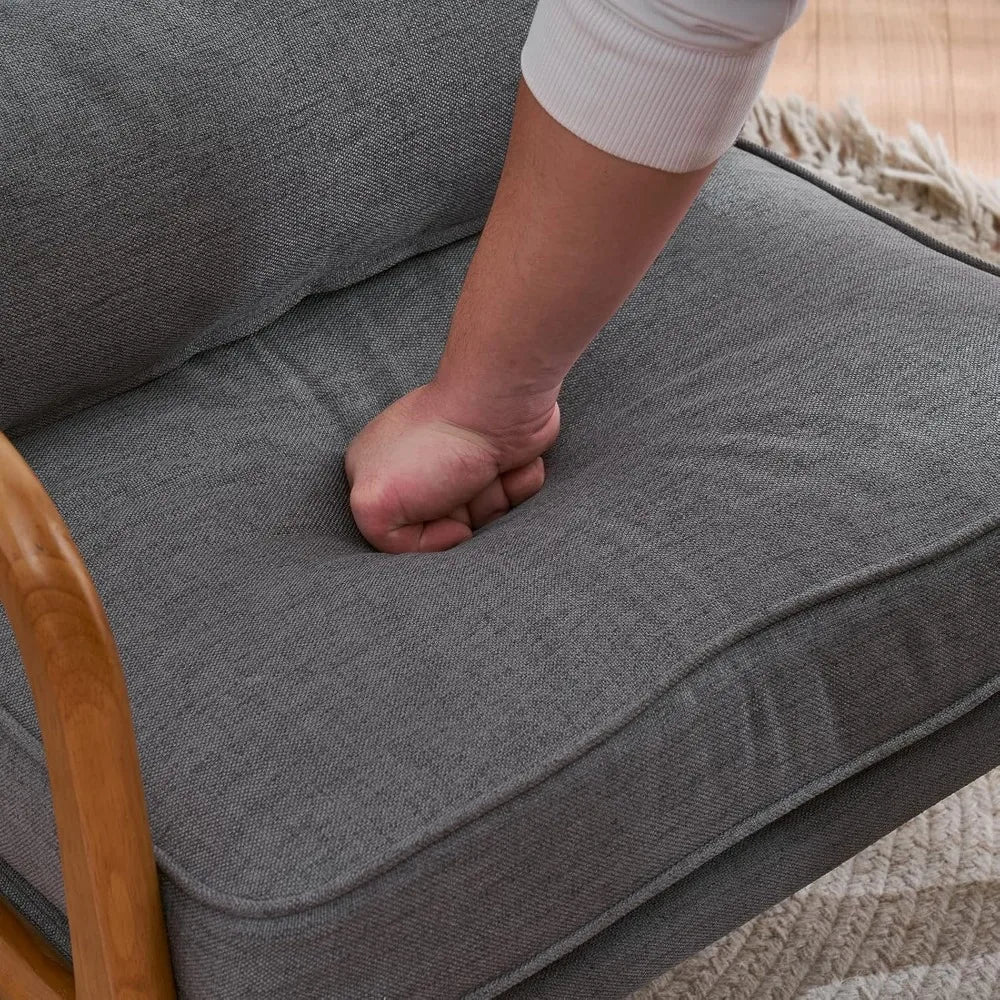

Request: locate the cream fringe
(741, 93), (1000, 267)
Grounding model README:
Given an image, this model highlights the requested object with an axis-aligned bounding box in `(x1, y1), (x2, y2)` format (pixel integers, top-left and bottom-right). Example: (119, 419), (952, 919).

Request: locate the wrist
(425, 368), (561, 470)
(431, 354), (561, 438)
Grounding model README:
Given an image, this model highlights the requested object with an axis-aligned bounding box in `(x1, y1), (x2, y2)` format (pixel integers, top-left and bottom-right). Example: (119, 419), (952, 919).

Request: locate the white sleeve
(520, 0), (808, 172)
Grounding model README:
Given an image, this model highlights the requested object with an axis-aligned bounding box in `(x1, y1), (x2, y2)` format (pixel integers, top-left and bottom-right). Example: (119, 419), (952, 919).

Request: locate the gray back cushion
(0, 1), (535, 434)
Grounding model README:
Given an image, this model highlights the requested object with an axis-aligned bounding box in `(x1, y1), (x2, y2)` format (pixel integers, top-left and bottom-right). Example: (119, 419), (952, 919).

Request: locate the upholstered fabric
(1, 148), (999, 999)
(0, 0), (534, 434)
(5, 690), (1000, 1000)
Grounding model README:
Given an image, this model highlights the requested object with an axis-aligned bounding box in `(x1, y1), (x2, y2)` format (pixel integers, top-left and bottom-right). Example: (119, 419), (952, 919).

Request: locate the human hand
(343, 380), (560, 553)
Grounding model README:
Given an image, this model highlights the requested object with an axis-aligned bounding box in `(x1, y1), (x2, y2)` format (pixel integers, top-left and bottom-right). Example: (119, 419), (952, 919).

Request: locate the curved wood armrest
(0, 897), (75, 999)
(0, 432), (175, 999)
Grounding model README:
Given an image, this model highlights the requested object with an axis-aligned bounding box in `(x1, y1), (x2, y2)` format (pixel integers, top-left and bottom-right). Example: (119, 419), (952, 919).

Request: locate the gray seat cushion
(1, 147), (999, 999)
(5, 688), (1000, 1000)
(0, 0), (533, 434)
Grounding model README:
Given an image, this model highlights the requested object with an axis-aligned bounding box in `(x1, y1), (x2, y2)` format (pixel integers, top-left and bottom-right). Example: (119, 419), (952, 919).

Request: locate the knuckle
(349, 479), (392, 525)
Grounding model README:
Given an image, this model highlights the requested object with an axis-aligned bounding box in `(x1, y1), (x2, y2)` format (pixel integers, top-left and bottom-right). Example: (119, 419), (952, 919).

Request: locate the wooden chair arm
(0, 431), (175, 999)
(0, 897), (75, 1000)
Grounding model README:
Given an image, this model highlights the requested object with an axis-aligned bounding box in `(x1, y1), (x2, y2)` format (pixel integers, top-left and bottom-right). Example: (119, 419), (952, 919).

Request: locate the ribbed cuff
(520, 0), (779, 172)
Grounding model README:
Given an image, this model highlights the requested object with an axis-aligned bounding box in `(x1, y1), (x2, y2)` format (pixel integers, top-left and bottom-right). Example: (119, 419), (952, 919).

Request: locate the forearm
(348, 0), (810, 552)
(433, 75), (715, 425)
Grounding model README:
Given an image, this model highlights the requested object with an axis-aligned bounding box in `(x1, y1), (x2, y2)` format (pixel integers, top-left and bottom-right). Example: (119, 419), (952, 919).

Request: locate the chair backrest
(1, 1), (535, 435)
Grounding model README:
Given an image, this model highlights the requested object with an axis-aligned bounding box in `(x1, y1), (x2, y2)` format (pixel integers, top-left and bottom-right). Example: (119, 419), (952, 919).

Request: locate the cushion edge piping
(733, 138), (1000, 279)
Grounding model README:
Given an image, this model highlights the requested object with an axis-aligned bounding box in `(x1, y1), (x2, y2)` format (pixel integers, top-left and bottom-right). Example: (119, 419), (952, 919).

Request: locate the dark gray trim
(499, 688), (1000, 999)
(735, 138), (1000, 279)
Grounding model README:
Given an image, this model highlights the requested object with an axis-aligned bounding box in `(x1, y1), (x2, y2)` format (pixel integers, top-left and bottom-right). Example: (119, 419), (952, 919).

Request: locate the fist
(344, 381), (560, 553)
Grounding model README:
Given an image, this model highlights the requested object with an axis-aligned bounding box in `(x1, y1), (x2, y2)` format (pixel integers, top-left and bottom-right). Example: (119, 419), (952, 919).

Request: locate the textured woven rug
(632, 95), (1000, 1000)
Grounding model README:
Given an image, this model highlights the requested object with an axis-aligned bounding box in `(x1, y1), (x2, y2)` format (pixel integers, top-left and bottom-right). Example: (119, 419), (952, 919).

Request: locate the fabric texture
(0, 0), (535, 435)
(520, 0), (807, 171)
(742, 93), (1000, 267)
(514, 690), (1000, 1000)
(1, 148), (999, 999)
(6, 691), (999, 998)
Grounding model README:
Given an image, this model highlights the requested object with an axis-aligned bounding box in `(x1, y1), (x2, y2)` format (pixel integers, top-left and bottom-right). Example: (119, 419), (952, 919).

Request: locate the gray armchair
(1, 3), (998, 998)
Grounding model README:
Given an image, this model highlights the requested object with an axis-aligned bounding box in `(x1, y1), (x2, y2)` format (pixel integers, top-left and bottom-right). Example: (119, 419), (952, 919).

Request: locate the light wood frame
(0, 432), (176, 999)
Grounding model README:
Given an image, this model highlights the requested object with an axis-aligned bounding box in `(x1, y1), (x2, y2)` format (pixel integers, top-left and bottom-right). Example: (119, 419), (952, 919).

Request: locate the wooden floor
(764, 0), (1000, 180)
